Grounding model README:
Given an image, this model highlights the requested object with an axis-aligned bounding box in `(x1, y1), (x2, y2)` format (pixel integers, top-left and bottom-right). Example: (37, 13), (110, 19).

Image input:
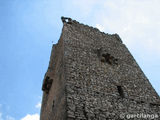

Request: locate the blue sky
(0, 0), (160, 120)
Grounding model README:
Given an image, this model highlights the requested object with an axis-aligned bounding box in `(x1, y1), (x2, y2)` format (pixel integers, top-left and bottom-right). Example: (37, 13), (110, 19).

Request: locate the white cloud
(96, 24), (105, 32)
(21, 114), (39, 120)
(93, 0), (160, 54)
(67, 0), (160, 54)
(35, 102), (41, 109)
(21, 100), (41, 120)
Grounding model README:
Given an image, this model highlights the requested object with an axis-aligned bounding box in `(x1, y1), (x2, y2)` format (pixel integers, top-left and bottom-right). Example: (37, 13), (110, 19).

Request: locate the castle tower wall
(40, 17), (160, 120)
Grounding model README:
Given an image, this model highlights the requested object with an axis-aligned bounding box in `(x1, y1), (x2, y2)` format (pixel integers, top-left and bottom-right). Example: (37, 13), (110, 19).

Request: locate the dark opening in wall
(61, 16), (72, 24)
(101, 53), (118, 65)
(150, 103), (160, 107)
(52, 100), (55, 110)
(95, 48), (118, 65)
(102, 53), (112, 64)
(117, 86), (124, 98)
(82, 103), (88, 119)
(42, 76), (53, 94)
(137, 100), (145, 104)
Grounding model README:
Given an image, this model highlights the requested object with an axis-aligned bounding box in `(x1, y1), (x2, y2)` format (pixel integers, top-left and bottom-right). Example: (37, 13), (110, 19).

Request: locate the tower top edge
(61, 16), (123, 43)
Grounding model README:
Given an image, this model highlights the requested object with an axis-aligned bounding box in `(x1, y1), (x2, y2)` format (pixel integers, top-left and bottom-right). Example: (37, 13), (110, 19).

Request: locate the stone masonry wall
(63, 18), (160, 120)
(40, 33), (66, 120)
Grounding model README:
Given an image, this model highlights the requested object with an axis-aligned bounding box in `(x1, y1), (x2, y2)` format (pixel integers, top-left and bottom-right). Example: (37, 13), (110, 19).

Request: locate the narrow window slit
(117, 86), (124, 98)
(52, 100), (55, 110)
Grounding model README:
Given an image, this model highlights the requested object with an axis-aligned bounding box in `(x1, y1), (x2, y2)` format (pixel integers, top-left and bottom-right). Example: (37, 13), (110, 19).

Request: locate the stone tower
(40, 17), (160, 120)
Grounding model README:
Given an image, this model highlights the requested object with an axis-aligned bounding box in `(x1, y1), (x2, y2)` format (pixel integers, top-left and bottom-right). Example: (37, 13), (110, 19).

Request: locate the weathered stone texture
(40, 35), (66, 120)
(40, 17), (160, 120)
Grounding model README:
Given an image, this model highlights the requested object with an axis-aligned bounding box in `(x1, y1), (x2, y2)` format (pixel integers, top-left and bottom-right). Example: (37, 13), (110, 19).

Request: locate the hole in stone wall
(61, 17), (72, 24)
(101, 53), (118, 65)
(42, 76), (53, 94)
(140, 101), (145, 104)
(117, 86), (124, 98)
(82, 103), (88, 119)
(95, 48), (118, 65)
(150, 103), (160, 107)
(52, 100), (55, 110)
(102, 53), (112, 64)
(136, 100), (145, 104)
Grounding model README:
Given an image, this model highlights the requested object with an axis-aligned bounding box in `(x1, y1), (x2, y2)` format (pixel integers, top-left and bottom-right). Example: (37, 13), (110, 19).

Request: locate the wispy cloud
(35, 102), (41, 109)
(96, 24), (105, 32)
(21, 114), (39, 120)
(99, 0), (160, 54)
(21, 100), (41, 120)
(67, 0), (160, 54)
(103, 1), (159, 54)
